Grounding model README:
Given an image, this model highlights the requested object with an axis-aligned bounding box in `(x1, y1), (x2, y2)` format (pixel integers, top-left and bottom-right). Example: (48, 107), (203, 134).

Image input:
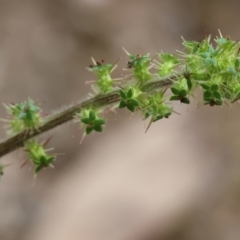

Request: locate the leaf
(200, 52), (210, 58)
(210, 58), (217, 66)
(46, 156), (55, 165)
(129, 99), (139, 107)
(120, 90), (127, 99)
(18, 112), (26, 119)
(81, 117), (91, 124)
(144, 112), (150, 119)
(164, 112), (172, 118)
(235, 59), (240, 68)
(170, 96), (179, 101)
(181, 98), (190, 104)
(127, 88), (133, 98)
(94, 119), (105, 126)
(89, 111), (96, 121)
(86, 127), (93, 135)
(179, 89), (187, 97)
(171, 87), (179, 95)
(187, 78), (192, 90)
(35, 165), (43, 173)
(93, 125), (103, 132)
(203, 90), (212, 100)
(119, 100), (126, 108)
(153, 115), (163, 122)
(231, 93), (240, 103)
(209, 45), (215, 54)
(160, 53), (179, 64)
(213, 91), (222, 100)
(211, 84), (219, 91)
(216, 38), (227, 45)
(215, 100), (223, 105)
(201, 83), (210, 90)
(127, 104), (135, 112)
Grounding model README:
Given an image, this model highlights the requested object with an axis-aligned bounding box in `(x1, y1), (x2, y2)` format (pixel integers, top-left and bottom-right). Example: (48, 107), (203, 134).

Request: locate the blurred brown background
(1, 0), (240, 239)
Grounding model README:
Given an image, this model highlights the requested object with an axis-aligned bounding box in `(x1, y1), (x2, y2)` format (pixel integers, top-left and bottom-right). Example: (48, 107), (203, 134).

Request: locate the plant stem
(0, 75), (176, 158)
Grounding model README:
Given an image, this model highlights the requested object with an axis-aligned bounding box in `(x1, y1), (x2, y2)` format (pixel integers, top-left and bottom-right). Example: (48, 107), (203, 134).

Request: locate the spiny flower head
(25, 139), (55, 174)
(4, 98), (42, 135)
(119, 87), (143, 112)
(87, 58), (116, 93)
(170, 76), (192, 104)
(155, 53), (180, 77)
(143, 92), (172, 122)
(180, 31), (240, 106)
(123, 48), (152, 85)
(76, 108), (105, 135)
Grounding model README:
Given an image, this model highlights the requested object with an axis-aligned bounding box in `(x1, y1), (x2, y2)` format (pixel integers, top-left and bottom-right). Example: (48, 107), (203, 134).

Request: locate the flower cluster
(126, 53), (152, 85)
(2, 31), (240, 180)
(76, 109), (105, 135)
(119, 87), (141, 112)
(180, 32), (240, 105)
(4, 98), (42, 135)
(87, 58), (117, 93)
(24, 139), (56, 174)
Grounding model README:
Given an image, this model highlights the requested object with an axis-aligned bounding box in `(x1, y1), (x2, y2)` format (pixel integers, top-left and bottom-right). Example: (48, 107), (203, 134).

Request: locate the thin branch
(0, 75), (176, 158)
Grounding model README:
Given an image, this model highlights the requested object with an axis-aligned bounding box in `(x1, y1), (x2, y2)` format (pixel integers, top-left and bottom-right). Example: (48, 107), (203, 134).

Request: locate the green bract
(87, 58), (116, 93)
(157, 53), (180, 77)
(170, 77), (191, 104)
(143, 92), (172, 122)
(119, 87), (142, 112)
(25, 140), (55, 174)
(181, 32), (240, 107)
(126, 52), (152, 85)
(4, 98), (42, 135)
(77, 109), (105, 135)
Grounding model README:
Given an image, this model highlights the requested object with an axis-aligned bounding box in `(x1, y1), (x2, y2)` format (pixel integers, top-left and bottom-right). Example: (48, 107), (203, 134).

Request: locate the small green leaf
(119, 100), (126, 108)
(35, 165), (43, 173)
(181, 98), (190, 104)
(179, 89), (187, 97)
(129, 99), (139, 107)
(81, 117), (91, 124)
(86, 127), (93, 135)
(94, 119), (105, 126)
(153, 115), (163, 122)
(93, 125), (103, 132)
(127, 88), (133, 98)
(170, 96), (179, 101)
(223, 90), (232, 99)
(208, 45), (215, 54)
(171, 87), (179, 95)
(204, 101), (212, 106)
(201, 83), (210, 90)
(18, 112), (26, 119)
(89, 111), (96, 121)
(213, 91), (222, 100)
(231, 93), (240, 103)
(211, 84), (219, 91)
(235, 59), (240, 68)
(200, 52), (210, 58)
(204, 90), (212, 99)
(127, 104), (135, 112)
(215, 100), (223, 105)
(187, 78), (192, 91)
(145, 112), (150, 119)
(216, 38), (227, 45)
(120, 90), (127, 99)
(164, 112), (172, 118)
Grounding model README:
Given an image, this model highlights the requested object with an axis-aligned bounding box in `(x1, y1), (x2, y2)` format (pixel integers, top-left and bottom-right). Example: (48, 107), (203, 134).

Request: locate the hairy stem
(0, 75), (176, 158)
